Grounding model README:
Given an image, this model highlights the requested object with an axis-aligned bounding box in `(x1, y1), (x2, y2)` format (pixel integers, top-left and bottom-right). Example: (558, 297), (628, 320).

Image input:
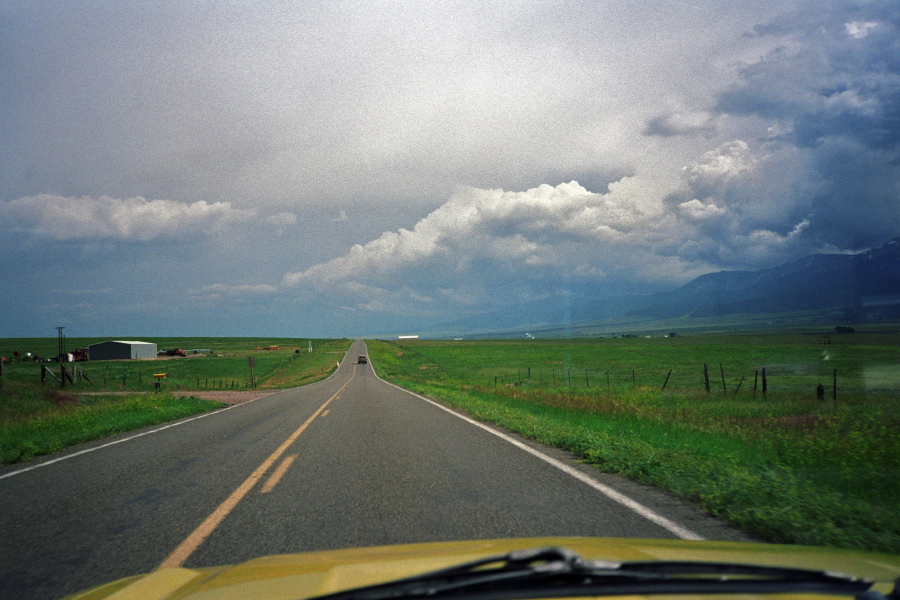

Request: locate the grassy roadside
(0, 338), (353, 464)
(367, 337), (900, 553)
(0, 380), (225, 464)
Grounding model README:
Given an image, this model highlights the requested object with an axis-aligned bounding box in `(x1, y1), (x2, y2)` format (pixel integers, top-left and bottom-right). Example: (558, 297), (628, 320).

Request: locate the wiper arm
(308, 546), (896, 600)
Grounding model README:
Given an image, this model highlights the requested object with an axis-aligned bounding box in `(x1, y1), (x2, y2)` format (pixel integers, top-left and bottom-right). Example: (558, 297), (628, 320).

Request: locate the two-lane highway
(0, 341), (753, 600)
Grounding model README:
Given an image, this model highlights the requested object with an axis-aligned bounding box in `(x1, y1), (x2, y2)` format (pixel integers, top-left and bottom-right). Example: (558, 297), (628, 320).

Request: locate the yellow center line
(158, 378), (351, 569)
(260, 454), (298, 493)
(321, 409), (330, 417)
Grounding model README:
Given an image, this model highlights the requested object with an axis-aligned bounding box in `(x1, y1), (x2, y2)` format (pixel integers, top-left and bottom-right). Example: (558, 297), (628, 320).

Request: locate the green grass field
(0, 337), (352, 391)
(0, 381), (225, 463)
(366, 331), (900, 553)
(0, 338), (353, 464)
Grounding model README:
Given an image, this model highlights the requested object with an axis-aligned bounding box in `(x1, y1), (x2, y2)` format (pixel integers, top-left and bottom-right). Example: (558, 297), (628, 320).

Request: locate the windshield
(0, 2), (897, 600)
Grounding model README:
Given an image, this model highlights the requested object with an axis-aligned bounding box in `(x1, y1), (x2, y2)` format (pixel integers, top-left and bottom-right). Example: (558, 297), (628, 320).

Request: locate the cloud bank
(280, 0), (900, 321)
(0, 194), (295, 242)
(1, 0), (897, 337)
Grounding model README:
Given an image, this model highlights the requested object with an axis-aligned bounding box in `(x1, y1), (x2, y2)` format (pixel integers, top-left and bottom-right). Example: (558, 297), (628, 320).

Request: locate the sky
(1, 0), (898, 339)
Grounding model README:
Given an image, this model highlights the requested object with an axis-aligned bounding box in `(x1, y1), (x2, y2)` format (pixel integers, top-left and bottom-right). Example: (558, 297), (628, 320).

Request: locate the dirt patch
(76, 390), (274, 405)
(171, 390), (274, 405)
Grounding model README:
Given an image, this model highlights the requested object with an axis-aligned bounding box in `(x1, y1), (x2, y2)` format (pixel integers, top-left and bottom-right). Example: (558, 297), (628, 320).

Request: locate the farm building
(88, 340), (157, 361)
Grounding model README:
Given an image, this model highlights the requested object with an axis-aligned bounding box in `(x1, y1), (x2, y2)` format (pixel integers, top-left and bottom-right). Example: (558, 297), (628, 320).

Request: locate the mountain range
(422, 238), (900, 338)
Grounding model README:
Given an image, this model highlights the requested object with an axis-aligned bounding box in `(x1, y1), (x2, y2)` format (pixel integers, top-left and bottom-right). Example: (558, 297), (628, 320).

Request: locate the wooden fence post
(42, 365), (62, 384)
(720, 363), (727, 394)
(703, 363), (710, 393)
(762, 368), (767, 397)
(661, 369), (672, 391)
(833, 369), (837, 402)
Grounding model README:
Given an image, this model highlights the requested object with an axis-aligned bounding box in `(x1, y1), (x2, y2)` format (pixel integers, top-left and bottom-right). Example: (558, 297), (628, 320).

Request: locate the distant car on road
(357, 355), (367, 364)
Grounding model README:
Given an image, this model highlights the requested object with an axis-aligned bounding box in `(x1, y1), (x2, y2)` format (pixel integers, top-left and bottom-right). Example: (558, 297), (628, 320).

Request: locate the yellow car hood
(64, 537), (900, 600)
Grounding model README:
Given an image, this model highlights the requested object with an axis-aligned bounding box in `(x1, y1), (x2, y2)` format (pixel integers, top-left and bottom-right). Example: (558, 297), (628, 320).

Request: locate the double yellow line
(159, 378), (351, 569)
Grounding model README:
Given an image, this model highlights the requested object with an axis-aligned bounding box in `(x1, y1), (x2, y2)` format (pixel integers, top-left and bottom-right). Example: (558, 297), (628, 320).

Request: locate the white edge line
(376, 374), (704, 541)
(0, 394), (270, 481)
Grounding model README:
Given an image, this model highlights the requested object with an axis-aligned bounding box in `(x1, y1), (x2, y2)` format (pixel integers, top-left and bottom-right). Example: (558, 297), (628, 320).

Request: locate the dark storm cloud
(2, 0), (897, 337)
(660, 0), (900, 265)
(718, 3), (900, 153)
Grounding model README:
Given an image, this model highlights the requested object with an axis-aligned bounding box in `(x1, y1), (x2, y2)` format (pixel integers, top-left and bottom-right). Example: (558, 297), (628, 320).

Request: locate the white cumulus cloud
(281, 181), (695, 314)
(0, 194), (256, 242)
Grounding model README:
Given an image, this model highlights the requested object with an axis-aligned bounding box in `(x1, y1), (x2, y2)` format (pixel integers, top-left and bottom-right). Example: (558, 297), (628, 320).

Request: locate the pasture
(0, 337), (352, 391)
(367, 330), (900, 553)
(0, 338), (352, 463)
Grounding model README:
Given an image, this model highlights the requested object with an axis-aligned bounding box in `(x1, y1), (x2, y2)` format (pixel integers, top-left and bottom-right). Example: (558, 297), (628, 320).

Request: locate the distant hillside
(630, 238), (899, 321)
(425, 238), (900, 337)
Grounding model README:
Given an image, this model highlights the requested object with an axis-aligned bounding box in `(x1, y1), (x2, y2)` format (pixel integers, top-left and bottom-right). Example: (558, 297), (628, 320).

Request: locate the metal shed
(88, 340), (158, 361)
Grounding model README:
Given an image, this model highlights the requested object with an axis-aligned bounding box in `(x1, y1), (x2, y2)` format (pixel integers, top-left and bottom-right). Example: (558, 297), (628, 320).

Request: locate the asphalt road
(0, 341), (754, 600)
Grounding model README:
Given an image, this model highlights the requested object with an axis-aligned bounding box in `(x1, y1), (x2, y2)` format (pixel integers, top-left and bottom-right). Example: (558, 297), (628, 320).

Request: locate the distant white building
(88, 340), (157, 361)
(398, 335), (419, 340)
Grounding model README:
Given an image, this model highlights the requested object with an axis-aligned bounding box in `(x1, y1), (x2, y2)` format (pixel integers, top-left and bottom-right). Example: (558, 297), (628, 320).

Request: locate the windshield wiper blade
(308, 546), (892, 600)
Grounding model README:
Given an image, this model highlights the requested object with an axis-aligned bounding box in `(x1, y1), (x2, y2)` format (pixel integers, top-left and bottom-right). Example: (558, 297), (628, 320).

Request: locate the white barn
(88, 340), (158, 361)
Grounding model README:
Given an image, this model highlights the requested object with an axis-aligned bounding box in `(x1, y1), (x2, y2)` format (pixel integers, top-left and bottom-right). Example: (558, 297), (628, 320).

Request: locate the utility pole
(55, 326), (66, 388)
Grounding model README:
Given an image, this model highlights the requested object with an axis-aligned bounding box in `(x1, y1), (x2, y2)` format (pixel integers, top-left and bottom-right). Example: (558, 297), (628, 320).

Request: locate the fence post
(42, 365), (61, 384)
(720, 363), (727, 394)
(661, 370), (672, 391)
(833, 369), (837, 403)
(703, 363), (710, 393)
(762, 368), (767, 398)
